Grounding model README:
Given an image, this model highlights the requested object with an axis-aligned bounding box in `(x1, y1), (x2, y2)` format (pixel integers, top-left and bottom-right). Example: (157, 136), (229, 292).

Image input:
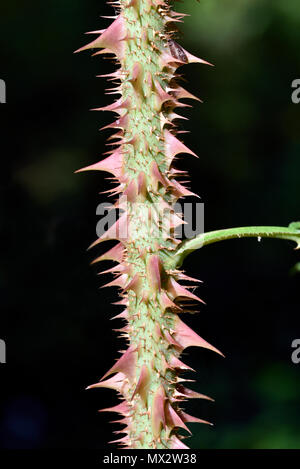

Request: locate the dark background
(0, 0), (299, 449)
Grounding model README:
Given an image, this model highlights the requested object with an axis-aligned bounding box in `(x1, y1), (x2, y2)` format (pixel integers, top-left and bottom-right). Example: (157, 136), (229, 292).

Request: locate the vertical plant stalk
(76, 0), (219, 449)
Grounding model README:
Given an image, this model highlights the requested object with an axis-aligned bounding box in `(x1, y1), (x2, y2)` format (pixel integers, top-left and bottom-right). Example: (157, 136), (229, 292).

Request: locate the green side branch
(169, 222), (300, 268)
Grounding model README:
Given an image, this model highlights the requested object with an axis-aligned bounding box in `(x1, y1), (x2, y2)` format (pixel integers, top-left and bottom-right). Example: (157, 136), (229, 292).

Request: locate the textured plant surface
(76, 0), (300, 449)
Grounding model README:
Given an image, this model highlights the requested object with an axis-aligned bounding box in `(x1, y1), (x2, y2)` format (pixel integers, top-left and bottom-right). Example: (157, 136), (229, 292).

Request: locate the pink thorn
(170, 436), (190, 449)
(169, 356), (195, 372)
(75, 148), (123, 179)
(91, 243), (125, 265)
(109, 417), (129, 425)
(147, 255), (162, 292)
(174, 317), (225, 356)
(151, 385), (166, 437)
(113, 324), (130, 334)
(110, 310), (128, 321)
(154, 80), (173, 109)
(137, 171), (147, 197)
(122, 179), (138, 203)
(85, 29), (106, 35)
(165, 403), (191, 434)
(112, 298), (128, 306)
(172, 86), (202, 103)
(99, 401), (130, 415)
(92, 48), (113, 57)
(176, 272), (202, 283)
(154, 323), (162, 340)
(96, 70), (122, 79)
(160, 291), (181, 312)
(89, 212), (129, 249)
(180, 410), (213, 426)
(130, 63), (144, 92)
(102, 273), (128, 289)
(100, 345), (137, 383)
(131, 364), (150, 406)
(176, 384), (214, 401)
(86, 372), (126, 392)
(159, 50), (179, 70)
(98, 263), (128, 276)
(168, 182), (188, 196)
(169, 211), (186, 229)
(108, 435), (130, 445)
(167, 41), (213, 67)
(167, 277), (204, 304)
(123, 273), (142, 295)
(75, 16), (126, 60)
(92, 97), (130, 115)
(182, 46), (214, 66)
(164, 130), (198, 161)
(168, 112), (189, 122)
(100, 115), (128, 132)
(150, 161), (168, 189)
(164, 329), (182, 349)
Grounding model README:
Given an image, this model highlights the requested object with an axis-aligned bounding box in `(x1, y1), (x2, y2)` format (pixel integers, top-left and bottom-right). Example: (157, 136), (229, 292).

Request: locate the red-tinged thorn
(164, 129), (198, 160)
(131, 364), (150, 406)
(174, 316), (225, 357)
(150, 161), (167, 189)
(110, 310), (128, 321)
(86, 372), (125, 392)
(74, 16), (126, 59)
(165, 402), (191, 434)
(100, 115), (128, 132)
(154, 80), (172, 108)
(130, 62), (144, 92)
(172, 86), (202, 103)
(169, 356), (195, 372)
(137, 171), (147, 197)
(147, 255), (162, 292)
(91, 243), (125, 265)
(100, 345), (137, 383)
(101, 273), (128, 289)
(164, 329), (182, 349)
(99, 401), (130, 415)
(180, 410), (213, 426)
(88, 213), (129, 249)
(176, 384), (214, 401)
(160, 291), (182, 312)
(91, 97), (130, 114)
(112, 298), (128, 306)
(75, 148), (124, 179)
(170, 436), (190, 449)
(108, 436), (130, 445)
(154, 323), (162, 340)
(85, 29), (105, 35)
(123, 273), (142, 295)
(97, 263), (127, 276)
(176, 272), (202, 283)
(122, 179), (138, 203)
(151, 385), (166, 437)
(167, 277), (205, 304)
(183, 47), (214, 67)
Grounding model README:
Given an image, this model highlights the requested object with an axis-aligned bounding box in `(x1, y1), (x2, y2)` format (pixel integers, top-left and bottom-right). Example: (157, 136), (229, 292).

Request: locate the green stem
(171, 222), (300, 268)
